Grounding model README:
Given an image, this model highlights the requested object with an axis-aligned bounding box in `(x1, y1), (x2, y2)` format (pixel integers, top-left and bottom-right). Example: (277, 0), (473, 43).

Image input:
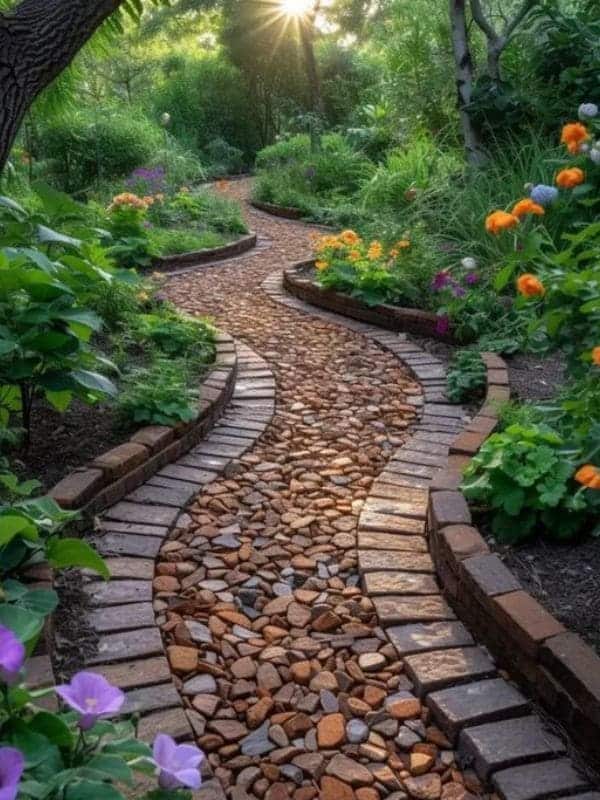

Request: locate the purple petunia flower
(0, 626), (25, 686)
(152, 734), (204, 791)
(431, 271), (451, 291)
(0, 747), (24, 800)
(465, 272), (479, 285)
(436, 315), (450, 336)
(55, 672), (125, 731)
(452, 284), (466, 298)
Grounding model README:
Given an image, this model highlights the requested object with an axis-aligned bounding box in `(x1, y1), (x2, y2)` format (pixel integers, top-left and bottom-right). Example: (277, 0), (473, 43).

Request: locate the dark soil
(53, 569), (99, 681)
(497, 537), (600, 653)
(12, 397), (129, 491)
(506, 351), (566, 401)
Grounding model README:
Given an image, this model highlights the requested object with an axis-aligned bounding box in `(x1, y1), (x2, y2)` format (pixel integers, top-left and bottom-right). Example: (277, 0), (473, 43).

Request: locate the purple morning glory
(55, 672), (125, 731)
(452, 284), (466, 297)
(431, 271), (451, 291)
(152, 734), (204, 790)
(0, 625), (25, 686)
(435, 315), (450, 336)
(465, 272), (479, 285)
(0, 747), (24, 800)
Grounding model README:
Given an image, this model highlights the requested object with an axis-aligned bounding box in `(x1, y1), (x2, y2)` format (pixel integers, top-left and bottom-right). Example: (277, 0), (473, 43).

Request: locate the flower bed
(283, 260), (454, 341)
(250, 199), (305, 220)
(49, 331), (237, 515)
(152, 231), (257, 272)
(428, 354), (600, 767)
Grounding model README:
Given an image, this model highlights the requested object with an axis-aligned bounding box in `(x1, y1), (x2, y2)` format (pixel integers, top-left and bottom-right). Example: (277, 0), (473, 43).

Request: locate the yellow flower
(315, 260), (329, 271)
(340, 229), (360, 246)
(396, 239), (411, 249)
(389, 248), (399, 258)
(367, 240), (383, 260)
(137, 291), (150, 303)
(348, 250), (361, 262)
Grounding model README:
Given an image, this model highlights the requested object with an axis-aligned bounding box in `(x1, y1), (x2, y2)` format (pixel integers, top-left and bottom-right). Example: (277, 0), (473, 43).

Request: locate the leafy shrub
(462, 423), (593, 542)
(117, 358), (198, 426)
(446, 350), (486, 404)
(104, 193), (155, 269)
(148, 228), (224, 255)
(38, 108), (162, 192)
(132, 311), (216, 360)
(203, 137), (245, 177)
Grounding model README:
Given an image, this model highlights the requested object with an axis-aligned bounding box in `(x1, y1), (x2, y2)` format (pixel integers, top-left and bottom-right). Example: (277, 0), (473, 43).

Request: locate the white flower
(160, 112), (171, 128)
(524, 182), (534, 192)
(580, 142), (591, 153)
(590, 148), (600, 165)
(460, 257), (478, 270)
(579, 103), (599, 120)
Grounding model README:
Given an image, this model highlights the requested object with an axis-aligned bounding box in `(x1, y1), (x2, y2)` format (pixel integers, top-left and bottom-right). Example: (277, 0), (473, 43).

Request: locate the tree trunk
(299, 12), (324, 151)
(449, 0), (486, 166)
(0, 0), (122, 171)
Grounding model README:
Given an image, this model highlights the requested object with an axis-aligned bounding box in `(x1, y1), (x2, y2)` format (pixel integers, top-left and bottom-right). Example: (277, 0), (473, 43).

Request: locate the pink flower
(436, 315), (450, 336)
(431, 271), (451, 291)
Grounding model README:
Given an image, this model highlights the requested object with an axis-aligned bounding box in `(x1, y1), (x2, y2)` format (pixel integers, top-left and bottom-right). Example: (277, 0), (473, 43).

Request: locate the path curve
(82, 179), (593, 800)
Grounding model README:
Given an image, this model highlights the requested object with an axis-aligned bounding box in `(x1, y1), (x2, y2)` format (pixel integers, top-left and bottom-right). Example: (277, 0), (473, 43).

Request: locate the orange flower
(575, 464), (600, 490)
(556, 167), (585, 189)
(516, 274), (545, 298)
(512, 198), (545, 219)
(592, 346), (600, 366)
(560, 122), (590, 155)
(340, 229), (360, 246)
(389, 248), (399, 258)
(348, 250), (361, 261)
(315, 260), (329, 271)
(367, 240), (383, 260)
(485, 211), (519, 235)
(396, 239), (411, 249)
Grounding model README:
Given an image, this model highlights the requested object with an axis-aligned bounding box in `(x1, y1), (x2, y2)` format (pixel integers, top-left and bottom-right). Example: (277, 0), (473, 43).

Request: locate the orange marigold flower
(512, 198), (545, 219)
(348, 250), (361, 261)
(367, 240), (383, 260)
(560, 122), (590, 155)
(575, 464), (600, 490)
(396, 239), (411, 249)
(340, 229), (360, 246)
(485, 211), (519, 235)
(389, 248), (399, 258)
(315, 260), (329, 271)
(516, 274), (545, 298)
(592, 346), (600, 366)
(556, 167), (585, 189)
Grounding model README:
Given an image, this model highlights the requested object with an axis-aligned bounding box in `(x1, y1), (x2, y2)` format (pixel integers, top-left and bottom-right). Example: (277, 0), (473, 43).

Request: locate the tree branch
(502, 0), (538, 40)
(469, 0), (499, 42)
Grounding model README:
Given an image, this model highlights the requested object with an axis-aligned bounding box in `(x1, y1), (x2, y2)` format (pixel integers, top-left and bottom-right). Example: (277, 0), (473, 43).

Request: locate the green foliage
(132, 310), (216, 360)
(462, 423), (592, 543)
(446, 350), (486, 404)
(117, 358), (198, 426)
(148, 228), (224, 255)
(37, 108), (162, 192)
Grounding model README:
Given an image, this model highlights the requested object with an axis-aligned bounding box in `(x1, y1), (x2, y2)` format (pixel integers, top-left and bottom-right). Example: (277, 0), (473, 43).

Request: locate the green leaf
(29, 712), (74, 749)
(0, 513), (38, 545)
(45, 390), (73, 413)
(65, 780), (126, 800)
(0, 603), (45, 646)
(37, 225), (81, 249)
(71, 369), (117, 397)
(86, 754), (133, 783)
(47, 538), (109, 579)
(0, 195), (27, 218)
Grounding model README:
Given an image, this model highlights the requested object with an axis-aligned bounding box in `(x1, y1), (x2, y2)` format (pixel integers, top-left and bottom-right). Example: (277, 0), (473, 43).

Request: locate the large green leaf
(0, 603), (45, 644)
(71, 369), (118, 397)
(29, 712), (74, 749)
(0, 513), (38, 545)
(0, 195), (27, 218)
(37, 225), (81, 249)
(47, 538), (109, 579)
(65, 781), (126, 800)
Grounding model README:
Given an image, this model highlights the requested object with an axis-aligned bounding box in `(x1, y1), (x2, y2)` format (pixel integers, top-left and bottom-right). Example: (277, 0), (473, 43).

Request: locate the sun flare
(279, 0), (314, 17)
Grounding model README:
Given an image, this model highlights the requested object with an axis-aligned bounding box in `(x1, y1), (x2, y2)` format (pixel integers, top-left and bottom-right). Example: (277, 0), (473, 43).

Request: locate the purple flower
(465, 272), (479, 285)
(0, 626), (25, 686)
(152, 734), (204, 791)
(55, 672), (124, 731)
(0, 747), (24, 800)
(530, 184), (559, 207)
(436, 315), (450, 336)
(431, 271), (451, 291)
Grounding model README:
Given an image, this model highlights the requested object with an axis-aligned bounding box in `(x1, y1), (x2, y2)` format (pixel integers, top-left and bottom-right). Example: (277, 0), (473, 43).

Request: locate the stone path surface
(82, 179), (596, 800)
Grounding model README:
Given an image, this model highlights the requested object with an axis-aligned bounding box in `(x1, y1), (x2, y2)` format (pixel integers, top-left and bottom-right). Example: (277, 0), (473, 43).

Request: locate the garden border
(264, 268), (599, 796)
(152, 231), (257, 273)
(428, 353), (600, 767)
(48, 331), (238, 516)
(250, 199), (305, 220)
(283, 259), (455, 342)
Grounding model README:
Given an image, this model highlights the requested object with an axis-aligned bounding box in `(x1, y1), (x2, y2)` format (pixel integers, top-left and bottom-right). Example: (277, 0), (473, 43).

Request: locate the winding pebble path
(155, 181), (486, 800)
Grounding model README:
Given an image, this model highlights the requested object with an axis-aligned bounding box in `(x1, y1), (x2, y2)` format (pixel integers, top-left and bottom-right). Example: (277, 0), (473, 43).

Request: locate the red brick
(466, 415), (498, 437)
(92, 442), (149, 481)
(492, 591), (565, 658)
(486, 385), (511, 403)
(50, 468), (106, 508)
(429, 490), (471, 529)
(130, 425), (175, 453)
(439, 525), (489, 562)
(541, 631), (600, 725)
(481, 353), (506, 370)
(487, 368), (509, 385)
(450, 430), (488, 456)
(430, 469), (463, 492)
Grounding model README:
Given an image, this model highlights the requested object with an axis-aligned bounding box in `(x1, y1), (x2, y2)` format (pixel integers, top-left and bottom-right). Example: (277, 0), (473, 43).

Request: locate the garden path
(157, 180), (485, 800)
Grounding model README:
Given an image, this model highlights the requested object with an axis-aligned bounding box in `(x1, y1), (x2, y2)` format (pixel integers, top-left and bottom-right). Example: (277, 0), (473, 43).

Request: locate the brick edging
(264, 269), (597, 796)
(250, 200), (305, 220)
(49, 332), (238, 516)
(283, 260), (456, 342)
(152, 232), (257, 273)
(428, 353), (600, 768)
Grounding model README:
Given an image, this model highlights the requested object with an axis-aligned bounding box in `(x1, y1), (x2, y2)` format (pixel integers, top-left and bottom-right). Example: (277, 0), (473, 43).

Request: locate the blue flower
(579, 103), (599, 120)
(530, 185), (559, 207)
